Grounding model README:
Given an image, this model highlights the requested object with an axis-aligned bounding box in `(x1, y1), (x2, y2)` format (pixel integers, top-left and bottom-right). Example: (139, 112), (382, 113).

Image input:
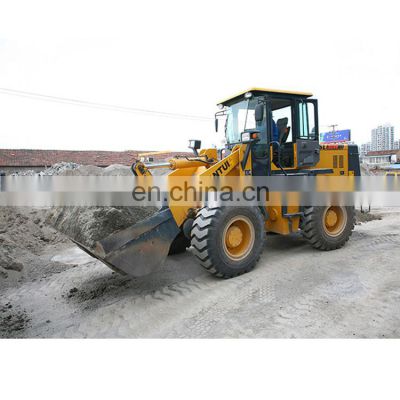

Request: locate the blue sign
(320, 129), (351, 143)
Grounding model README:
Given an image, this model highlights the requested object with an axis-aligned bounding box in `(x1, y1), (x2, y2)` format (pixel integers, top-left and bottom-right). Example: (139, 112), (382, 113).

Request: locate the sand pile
(0, 207), (65, 280)
(355, 209), (382, 224)
(46, 206), (156, 250)
(12, 162), (132, 176)
(12, 162), (80, 176)
(43, 163), (158, 250)
(2, 162), (160, 281)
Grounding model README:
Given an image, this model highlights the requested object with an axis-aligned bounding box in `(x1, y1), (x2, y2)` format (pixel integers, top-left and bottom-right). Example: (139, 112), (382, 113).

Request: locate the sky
(0, 0), (399, 151)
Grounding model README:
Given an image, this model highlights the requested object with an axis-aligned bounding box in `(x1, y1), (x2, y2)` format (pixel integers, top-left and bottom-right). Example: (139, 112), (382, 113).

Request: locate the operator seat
(277, 117), (290, 144)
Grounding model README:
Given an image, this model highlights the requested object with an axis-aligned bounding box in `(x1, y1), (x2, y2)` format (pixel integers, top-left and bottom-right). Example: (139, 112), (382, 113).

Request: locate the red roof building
(0, 149), (191, 173)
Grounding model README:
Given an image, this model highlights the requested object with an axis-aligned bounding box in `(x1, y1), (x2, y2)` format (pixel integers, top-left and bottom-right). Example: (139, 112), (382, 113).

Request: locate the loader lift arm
(131, 154), (216, 177)
(77, 145), (253, 277)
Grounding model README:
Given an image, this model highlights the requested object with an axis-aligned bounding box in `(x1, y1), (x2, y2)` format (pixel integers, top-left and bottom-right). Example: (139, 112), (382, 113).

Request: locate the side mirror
(188, 139), (201, 156)
(255, 103), (264, 122)
(215, 117), (218, 132)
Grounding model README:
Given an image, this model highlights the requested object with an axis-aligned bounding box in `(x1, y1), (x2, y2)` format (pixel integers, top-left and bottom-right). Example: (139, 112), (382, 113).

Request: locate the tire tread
(191, 206), (264, 278)
(301, 206), (355, 251)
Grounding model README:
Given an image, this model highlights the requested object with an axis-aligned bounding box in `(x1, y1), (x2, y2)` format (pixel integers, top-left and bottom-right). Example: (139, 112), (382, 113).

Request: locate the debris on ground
(12, 162), (80, 176)
(11, 162), (133, 176)
(355, 210), (382, 224)
(0, 207), (66, 281)
(11, 169), (37, 176)
(41, 162), (80, 176)
(0, 302), (31, 338)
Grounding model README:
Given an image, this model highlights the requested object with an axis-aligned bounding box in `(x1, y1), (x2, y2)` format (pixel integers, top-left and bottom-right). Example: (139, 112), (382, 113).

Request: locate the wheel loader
(75, 88), (361, 278)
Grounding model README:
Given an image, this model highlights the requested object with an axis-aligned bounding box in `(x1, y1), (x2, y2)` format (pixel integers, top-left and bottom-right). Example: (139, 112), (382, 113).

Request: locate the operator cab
(215, 88), (320, 174)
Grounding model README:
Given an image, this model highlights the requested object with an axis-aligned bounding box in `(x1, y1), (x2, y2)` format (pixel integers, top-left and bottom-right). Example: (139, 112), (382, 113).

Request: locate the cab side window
(298, 102), (317, 140)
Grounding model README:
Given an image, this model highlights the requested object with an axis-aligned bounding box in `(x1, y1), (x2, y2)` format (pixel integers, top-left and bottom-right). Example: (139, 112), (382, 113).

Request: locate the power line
(0, 87), (213, 121)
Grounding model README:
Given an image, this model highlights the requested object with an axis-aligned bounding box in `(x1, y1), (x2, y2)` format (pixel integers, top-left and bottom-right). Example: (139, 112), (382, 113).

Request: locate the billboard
(320, 129), (351, 143)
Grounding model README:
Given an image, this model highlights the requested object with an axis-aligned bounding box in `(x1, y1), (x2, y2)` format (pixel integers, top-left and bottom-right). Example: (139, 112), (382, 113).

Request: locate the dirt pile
(0, 302), (31, 338)
(11, 162), (134, 176)
(12, 162), (80, 176)
(1, 163), (154, 279)
(41, 162), (80, 175)
(51, 163), (132, 176)
(44, 163), (157, 250)
(46, 206), (156, 250)
(355, 210), (382, 224)
(0, 207), (66, 280)
(1, 162), (162, 281)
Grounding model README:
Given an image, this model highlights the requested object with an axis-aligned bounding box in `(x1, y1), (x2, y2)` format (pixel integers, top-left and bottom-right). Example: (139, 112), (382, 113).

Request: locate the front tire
(168, 232), (191, 255)
(191, 207), (265, 278)
(301, 206), (355, 250)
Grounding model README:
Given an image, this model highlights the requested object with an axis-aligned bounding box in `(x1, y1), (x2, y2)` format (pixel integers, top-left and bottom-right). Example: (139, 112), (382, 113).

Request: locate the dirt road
(1, 209), (399, 338)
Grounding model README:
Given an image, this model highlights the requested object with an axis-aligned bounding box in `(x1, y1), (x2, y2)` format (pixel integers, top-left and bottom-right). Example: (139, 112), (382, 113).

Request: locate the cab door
(296, 99), (320, 167)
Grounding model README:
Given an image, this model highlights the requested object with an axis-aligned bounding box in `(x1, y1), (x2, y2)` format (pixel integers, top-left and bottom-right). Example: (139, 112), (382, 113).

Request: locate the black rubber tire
(301, 206), (355, 250)
(191, 206), (265, 278)
(168, 232), (191, 255)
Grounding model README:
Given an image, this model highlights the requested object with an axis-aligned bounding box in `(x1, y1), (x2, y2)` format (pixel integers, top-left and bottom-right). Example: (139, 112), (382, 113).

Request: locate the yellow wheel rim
(222, 216), (255, 261)
(323, 206), (347, 237)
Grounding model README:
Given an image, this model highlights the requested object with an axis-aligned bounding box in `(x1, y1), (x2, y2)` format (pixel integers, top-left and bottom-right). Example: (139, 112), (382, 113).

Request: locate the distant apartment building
(371, 124), (395, 151)
(359, 123), (397, 164)
(362, 149), (400, 167)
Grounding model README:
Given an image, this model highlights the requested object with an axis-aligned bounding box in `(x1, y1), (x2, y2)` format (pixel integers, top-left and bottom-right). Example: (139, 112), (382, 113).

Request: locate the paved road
(1, 209), (400, 338)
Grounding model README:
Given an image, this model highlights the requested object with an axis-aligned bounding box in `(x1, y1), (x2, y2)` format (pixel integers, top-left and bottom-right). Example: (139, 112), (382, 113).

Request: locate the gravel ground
(1, 208), (399, 338)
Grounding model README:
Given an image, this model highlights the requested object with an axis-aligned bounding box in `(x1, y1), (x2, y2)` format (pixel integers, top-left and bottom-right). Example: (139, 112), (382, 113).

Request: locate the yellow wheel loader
(75, 88), (360, 278)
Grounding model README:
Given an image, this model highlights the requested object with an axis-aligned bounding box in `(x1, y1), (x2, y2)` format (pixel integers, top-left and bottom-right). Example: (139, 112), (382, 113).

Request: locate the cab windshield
(225, 98), (260, 144)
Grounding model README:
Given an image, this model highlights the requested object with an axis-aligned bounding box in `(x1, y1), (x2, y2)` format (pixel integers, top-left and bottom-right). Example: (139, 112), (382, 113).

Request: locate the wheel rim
(322, 206), (347, 237)
(222, 215), (255, 261)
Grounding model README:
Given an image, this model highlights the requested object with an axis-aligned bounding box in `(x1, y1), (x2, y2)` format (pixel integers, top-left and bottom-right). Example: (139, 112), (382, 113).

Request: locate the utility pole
(328, 124), (338, 133)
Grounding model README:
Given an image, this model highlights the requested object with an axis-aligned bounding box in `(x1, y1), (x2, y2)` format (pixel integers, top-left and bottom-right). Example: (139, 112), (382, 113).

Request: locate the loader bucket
(72, 208), (180, 277)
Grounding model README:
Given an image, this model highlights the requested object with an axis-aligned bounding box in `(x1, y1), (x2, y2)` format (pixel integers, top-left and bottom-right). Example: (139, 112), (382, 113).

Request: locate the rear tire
(301, 206), (355, 250)
(191, 206), (264, 278)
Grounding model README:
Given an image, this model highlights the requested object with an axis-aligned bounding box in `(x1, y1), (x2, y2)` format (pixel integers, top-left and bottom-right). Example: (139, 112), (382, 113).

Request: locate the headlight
(244, 92), (253, 99)
(241, 132), (251, 142)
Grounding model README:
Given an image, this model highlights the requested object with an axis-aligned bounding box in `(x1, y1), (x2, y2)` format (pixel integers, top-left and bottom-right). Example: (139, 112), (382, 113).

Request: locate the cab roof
(218, 87), (313, 106)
